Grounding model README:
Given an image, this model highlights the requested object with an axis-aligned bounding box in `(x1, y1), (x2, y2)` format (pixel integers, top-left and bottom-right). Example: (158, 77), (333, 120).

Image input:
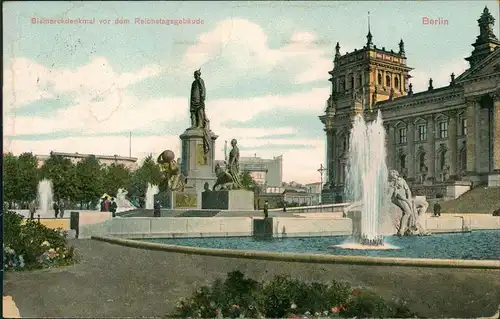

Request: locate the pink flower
(215, 308), (220, 313)
(332, 306), (339, 313)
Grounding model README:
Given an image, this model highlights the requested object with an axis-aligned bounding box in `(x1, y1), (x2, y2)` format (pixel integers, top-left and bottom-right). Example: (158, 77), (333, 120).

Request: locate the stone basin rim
(91, 235), (500, 269)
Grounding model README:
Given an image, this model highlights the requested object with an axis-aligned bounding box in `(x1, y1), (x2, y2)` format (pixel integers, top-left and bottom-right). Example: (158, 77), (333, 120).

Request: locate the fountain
(145, 183), (159, 209)
(342, 110), (392, 248)
(37, 179), (54, 216)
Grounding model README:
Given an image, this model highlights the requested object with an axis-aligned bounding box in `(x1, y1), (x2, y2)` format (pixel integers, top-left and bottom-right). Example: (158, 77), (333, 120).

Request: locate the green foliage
(39, 154), (78, 201)
(240, 170), (257, 190)
(75, 155), (104, 202)
(3, 153), (19, 202)
(103, 163), (131, 195)
(3, 210), (77, 270)
(171, 271), (417, 319)
(16, 153), (40, 202)
(128, 154), (162, 198)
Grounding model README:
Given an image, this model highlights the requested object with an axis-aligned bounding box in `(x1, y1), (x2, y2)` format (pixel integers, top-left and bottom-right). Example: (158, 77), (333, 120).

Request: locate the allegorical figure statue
(227, 139), (243, 189)
(388, 169), (429, 236)
(157, 150), (186, 192)
(190, 69), (207, 129)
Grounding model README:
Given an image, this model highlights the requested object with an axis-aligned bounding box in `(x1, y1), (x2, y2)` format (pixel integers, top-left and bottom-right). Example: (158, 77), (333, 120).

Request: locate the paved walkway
(4, 239), (500, 318)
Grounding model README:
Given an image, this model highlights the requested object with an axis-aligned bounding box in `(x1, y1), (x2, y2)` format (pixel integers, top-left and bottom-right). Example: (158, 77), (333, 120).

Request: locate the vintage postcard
(3, 1), (500, 318)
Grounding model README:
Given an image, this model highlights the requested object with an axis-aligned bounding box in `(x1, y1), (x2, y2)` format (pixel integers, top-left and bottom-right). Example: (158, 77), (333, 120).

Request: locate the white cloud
(182, 18), (333, 84)
(3, 58), (55, 111)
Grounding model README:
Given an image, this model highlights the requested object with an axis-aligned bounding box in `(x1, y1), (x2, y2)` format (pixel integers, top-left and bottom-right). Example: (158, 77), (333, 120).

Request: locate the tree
(39, 154), (78, 201)
(16, 152), (39, 202)
(240, 171), (258, 190)
(128, 155), (162, 199)
(3, 153), (19, 203)
(75, 155), (105, 203)
(103, 163), (131, 195)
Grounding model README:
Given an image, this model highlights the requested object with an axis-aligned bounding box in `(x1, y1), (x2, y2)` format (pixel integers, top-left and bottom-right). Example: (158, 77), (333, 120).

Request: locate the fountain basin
(135, 230), (500, 260)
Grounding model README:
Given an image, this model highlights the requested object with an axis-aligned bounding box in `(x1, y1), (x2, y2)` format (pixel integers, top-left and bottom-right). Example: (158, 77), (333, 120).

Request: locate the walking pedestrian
(153, 200), (161, 217)
(109, 197), (118, 217)
(53, 200), (60, 218)
(433, 201), (441, 217)
(28, 200), (37, 220)
(59, 199), (65, 218)
(263, 200), (269, 219)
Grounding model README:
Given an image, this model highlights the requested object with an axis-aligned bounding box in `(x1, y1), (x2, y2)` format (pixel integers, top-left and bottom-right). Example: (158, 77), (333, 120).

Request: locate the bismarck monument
(154, 69), (217, 209)
(155, 69), (254, 210)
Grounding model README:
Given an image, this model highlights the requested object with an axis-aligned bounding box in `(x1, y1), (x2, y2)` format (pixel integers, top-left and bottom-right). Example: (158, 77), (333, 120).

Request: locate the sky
(3, 1), (499, 184)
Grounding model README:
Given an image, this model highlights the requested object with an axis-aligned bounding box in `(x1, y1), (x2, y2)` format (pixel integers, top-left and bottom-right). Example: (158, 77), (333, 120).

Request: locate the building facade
(36, 151), (138, 170)
(239, 155), (283, 187)
(319, 7), (500, 202)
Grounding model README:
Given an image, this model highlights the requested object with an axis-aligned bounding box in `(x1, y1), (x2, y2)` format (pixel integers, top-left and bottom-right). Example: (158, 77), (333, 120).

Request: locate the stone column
(427, 115), (436, 180)
(386, 123), (395, 169)
(407, 119), (415, 178)
(466, 97), (479, 173)
(325, 127), (334, 184)
(448, 110), (458, 179)
(492, 91), (500, 171)
(331, 129), (337, 183)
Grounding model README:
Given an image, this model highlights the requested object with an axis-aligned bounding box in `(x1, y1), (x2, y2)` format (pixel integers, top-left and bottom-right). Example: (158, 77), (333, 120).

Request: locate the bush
(3, 209), (77, 270)
(170, 271), (418, 318)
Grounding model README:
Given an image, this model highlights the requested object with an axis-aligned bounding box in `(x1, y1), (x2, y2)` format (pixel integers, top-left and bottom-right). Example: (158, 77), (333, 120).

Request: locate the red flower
(215, 308), (220, 313)
(352, 289), (361, 295)
(339, 304), (346, 311)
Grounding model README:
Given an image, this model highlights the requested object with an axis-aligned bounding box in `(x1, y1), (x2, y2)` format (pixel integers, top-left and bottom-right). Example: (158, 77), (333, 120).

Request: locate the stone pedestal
(253, 218), (273, 239)
(155, 190), (198, 209)
(345, 210), (362, 238)
(202, 189), (254, 210)
(180, 127), (218, 207)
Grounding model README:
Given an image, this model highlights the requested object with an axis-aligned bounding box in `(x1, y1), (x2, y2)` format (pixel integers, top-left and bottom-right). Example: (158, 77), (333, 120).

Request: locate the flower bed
(170, 271), (417, 318)
(3, 209), (77, 271)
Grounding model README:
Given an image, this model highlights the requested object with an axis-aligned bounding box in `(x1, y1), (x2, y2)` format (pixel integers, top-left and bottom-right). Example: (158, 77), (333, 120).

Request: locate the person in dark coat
(433, 202), (441, 217)
(263, 200), (269, 219)
(58, 199), (65, 218)
(153, 200), (161, 217)
(100, 197), (107, 212)
(109, 197), (118, 217)
(53, 201), (60, 218)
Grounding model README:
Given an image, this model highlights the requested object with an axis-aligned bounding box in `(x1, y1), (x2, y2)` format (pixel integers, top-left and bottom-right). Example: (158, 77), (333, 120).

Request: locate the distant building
(35, 151), (138, 171)
(264, 184), (316, 206)
(236, 155), (283, 187)
(305, 182), (322, 205)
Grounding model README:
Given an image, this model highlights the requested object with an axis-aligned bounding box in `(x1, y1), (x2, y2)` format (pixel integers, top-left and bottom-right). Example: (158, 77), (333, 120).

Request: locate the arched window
(394, 77), (399, 89)
(386, 74), (391, 87)
(340, 79), (346, 91)
(350, 76), (354, 89)
(378, 73), (382, 85)
(358, 74), (362, 87)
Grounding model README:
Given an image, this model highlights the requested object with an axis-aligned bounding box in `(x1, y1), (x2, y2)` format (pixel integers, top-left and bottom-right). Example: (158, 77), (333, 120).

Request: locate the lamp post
(317, 164), (327, 205)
